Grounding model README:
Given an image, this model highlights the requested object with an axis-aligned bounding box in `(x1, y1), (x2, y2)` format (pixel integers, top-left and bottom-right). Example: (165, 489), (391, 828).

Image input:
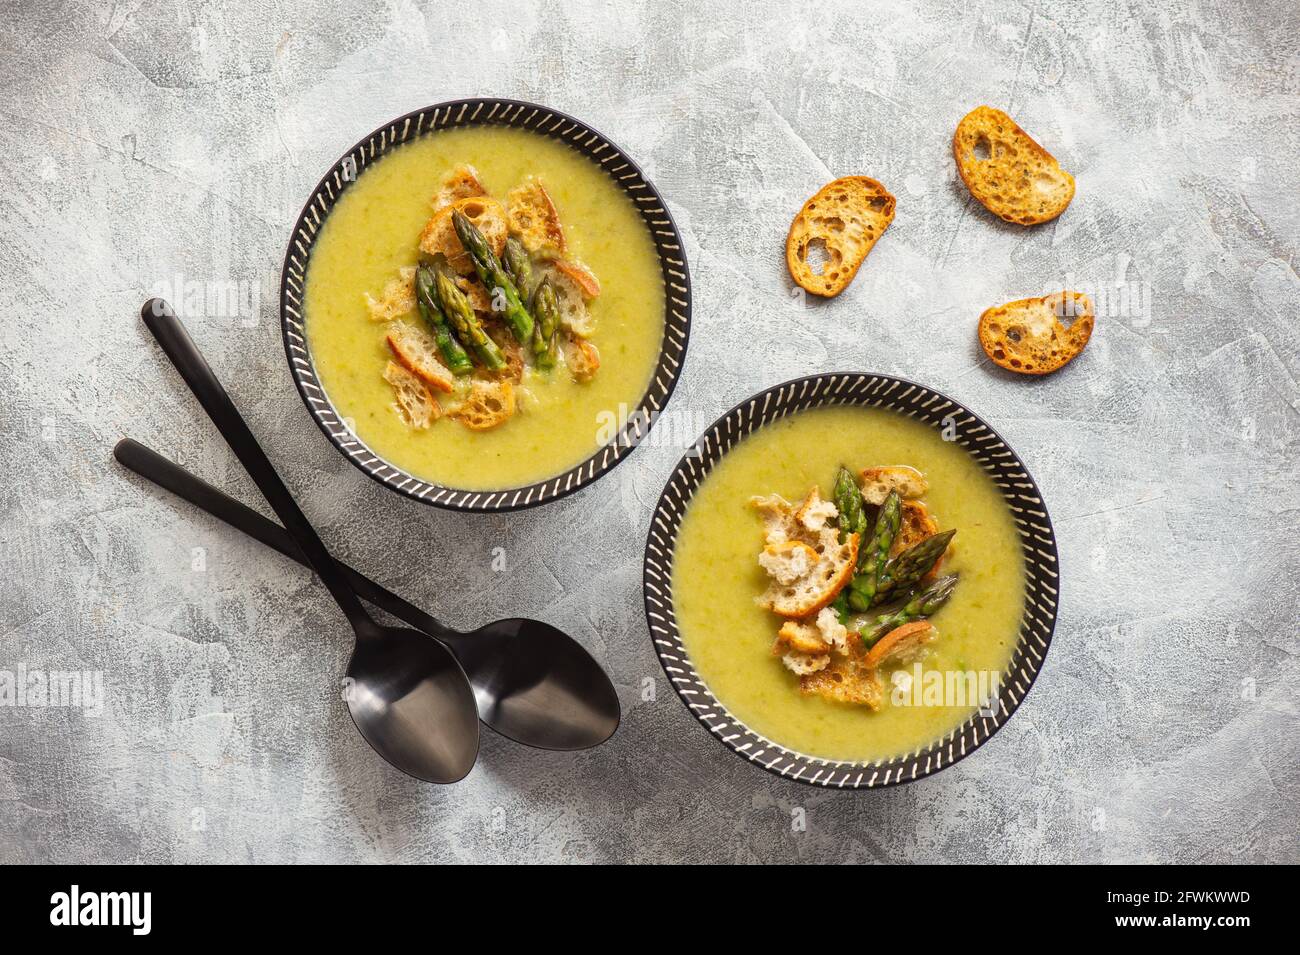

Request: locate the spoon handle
(140, 298), (371, 633)
(113, 438), (451, 639)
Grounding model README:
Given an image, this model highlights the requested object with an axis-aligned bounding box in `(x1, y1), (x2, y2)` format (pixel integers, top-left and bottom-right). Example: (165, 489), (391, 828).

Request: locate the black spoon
(114, 438), (621, 750)
(140, 298), (479, 783)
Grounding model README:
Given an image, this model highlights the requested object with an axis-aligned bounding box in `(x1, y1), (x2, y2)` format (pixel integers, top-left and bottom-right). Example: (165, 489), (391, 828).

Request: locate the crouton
(782, 652), (831, 676)
(385, 321), (454, 394)
(952, 106), (1074, 226)
(451, 379), (516, 431)
(418, 196), (509, 276)
(455, 273), (495, 314)
(800, 654), (884, 709)
(859, 465), (928, 506)
(978, 291), (1094, 375)
(759, 540), (819, 585)
(562, 334), (600, 382)
(552, 258), (601, 299)
(785, 176), (896, 298)
(539, 263), (596, 337)
(750, 493), (799, 545)
(383, 361), (440, 429)
(431, 164), (486, 212)
(758, 525), (859, 618)
(486, 324), (525, 383)
(774, 619), (831, 655)
(364, 266), (417, 322)
(863, 621), (935, 671)
(794, 486), (838, 532)
(506, 179), (566, 258)
(891, 500), (940, 557)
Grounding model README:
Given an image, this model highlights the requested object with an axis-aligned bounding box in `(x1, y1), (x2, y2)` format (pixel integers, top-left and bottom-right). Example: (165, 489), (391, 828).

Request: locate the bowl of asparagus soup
(282, 99), (690, 510)
(644, 374), (1059, 787)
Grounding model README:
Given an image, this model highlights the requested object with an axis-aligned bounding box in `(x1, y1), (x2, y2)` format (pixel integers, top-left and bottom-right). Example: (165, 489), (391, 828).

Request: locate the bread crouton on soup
(385, 321), (454, 394)
(800, 654), (885, 709)
(383, 361), (440, 429)
(431, 164), (487, 212)
(451, 379), (516, 431)
(506, 179), (566, 258)
(755, 488), (859, 619)
(365, 266), (417, 322)
(859, 465), (928, 506)
(419, 196), (508, 276)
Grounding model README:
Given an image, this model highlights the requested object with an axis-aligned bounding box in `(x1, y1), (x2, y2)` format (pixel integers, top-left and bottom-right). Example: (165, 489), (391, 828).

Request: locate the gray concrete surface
(1, 0), (1296, 864)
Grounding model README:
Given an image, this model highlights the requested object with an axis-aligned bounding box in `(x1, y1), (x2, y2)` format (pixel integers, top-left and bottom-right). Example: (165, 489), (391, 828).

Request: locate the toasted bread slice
(863, 621), (935, 670)
(759, 540), (820, 585)
(892, 500), (940, 557)
(785, 176), (896, 298)
(800, 654), (884, 709)
(775, 619), (831, 656)
(419, 196), (509, 276)
(979, 291), (1094, 375)
(506, 179), (565, 257)
(759, 526), (859, 618)
(539, 263), (596, 337)
(431, 164), (486, 212)
(751, 493), (799, 545)
(552, 258), (601, 299)
(364, 266), (417, 322)
(782, 652), (831, 676)
(561, 334), (600, 382)
(383, 361), (440, 429)
(452, 379), (516, 430)
(953, 106), (1075, 225)
(860, 465), (929, 506)
(455, 273), (495, 314)
(485, 324), (525, 383)
(794, 485), (839, 531)
(385, 322), (454, 394)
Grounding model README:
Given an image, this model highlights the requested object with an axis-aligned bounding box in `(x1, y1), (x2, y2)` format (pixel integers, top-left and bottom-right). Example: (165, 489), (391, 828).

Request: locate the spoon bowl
(346, 625), (481, 783)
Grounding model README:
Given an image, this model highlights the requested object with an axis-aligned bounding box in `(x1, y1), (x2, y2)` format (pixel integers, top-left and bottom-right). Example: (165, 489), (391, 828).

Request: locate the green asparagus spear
(845, 490), (901, 610)
(452, 210), (534, 344)
(833, 466), (867, 544)
(433, 262), (506, 371)
(503, 236), (533, 298)
(530, 277), (560, 370)
(414, 264), (473, 375)
(857, 575), (958, 647)
(874, 528), (956, 604)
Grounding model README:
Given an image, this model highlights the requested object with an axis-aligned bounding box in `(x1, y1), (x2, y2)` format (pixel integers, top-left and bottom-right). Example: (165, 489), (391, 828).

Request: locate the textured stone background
(2, 0), (1296, 864)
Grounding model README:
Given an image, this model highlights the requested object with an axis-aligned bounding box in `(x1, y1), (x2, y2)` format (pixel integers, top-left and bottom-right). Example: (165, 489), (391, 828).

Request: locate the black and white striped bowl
(643, 373), (1059, 788)
(279, 98), (691, 511)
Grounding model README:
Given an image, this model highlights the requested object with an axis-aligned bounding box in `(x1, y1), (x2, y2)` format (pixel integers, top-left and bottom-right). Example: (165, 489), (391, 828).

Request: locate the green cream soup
(672, 406), (1026, 762)
(303, 127), (665, 489)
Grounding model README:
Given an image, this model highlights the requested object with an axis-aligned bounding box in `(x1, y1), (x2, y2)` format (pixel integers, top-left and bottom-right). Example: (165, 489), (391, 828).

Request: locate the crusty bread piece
(759, 525), (859, 618)
(451, 379), (516, 430)
(385, 321), (454, 394)
(383, 361), (440, 429)
(952, 106), (1075, 226)
(800, 654), (884, 709)
(365, 266), (417, 322)
(506, 179), (565, 257)
(759, 540), (819, 585)
(455, 273), (495, 314)
(860, 465), (928, 506)
(562, 334), (600, 382)
(538, 263), (596, 337)
(775, 619), (831, 655)
(485, 324), (525, 383)
(782, 652), (830, 676)
(431, 164), (486, 212)
(785, 176), (896, 298)
(419, 196), (509, 276)
(552, 258), (601, 299)
(892, 500), (940, 557)
(863, 620), (935, 670)
(794, 486), (838, 531)
(751, 493), (798, 545)
(979, 291), (1094, 375)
